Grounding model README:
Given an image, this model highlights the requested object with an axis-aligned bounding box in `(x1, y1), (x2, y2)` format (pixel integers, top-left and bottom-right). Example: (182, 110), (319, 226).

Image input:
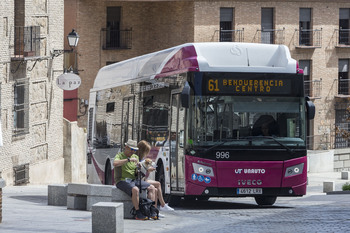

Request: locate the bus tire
(254, 196), (277, 206)
(104, 161), (113, 185)
(156, 162), (169, 202)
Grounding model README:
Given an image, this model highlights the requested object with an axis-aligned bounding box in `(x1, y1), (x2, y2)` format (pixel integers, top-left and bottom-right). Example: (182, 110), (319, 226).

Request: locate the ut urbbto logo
(235, 169), (243, 174)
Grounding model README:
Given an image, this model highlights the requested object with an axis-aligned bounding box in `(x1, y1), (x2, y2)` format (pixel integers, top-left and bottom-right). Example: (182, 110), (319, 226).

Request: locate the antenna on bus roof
(246, 48), (250, 67)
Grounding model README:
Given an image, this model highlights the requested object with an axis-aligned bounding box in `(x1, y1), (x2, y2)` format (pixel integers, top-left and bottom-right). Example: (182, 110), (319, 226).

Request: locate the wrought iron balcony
(213, 29), (244, 42)
(304, 79), (321, 98)
(295, 28), (322, 48)
(12, 26), (40, 60)
(335, 28), (350, 47)
(338, 78), (350, 95)
(101, 28), (132, 49)
(256, 28), (285, 44)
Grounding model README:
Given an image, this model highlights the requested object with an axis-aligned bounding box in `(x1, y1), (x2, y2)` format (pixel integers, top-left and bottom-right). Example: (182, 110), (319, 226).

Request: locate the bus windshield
(188, 95), (306, 148)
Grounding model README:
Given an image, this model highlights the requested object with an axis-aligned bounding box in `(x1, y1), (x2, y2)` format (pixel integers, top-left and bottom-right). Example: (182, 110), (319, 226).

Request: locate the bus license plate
(237, 188), (262, 194)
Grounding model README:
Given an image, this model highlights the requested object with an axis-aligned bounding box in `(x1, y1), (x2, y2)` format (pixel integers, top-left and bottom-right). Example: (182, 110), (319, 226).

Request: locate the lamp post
(67, 29), (80, 49)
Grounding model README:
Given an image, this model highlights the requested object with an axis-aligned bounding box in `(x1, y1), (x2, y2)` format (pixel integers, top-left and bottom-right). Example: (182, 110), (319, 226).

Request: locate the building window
(299, 8), (312, 46)
(339, 59), (349, 95)
(102, 7), (131, 49)
(339, 8), (350, 45)
(13, 78), (29, 135)
(261, 8), (274, 44)
(220, 8), (233, 42)
(299, 60), (311, 96)
(106, 7), (121, 48)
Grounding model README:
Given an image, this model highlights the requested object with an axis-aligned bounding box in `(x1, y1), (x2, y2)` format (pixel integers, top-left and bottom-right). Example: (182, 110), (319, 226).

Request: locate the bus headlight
(192, 163), (214, 177)
(285, 163), (304, 177)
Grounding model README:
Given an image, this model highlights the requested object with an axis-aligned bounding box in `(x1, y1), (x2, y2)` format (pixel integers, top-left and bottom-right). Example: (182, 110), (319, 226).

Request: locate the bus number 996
(216, 151), (230, 159)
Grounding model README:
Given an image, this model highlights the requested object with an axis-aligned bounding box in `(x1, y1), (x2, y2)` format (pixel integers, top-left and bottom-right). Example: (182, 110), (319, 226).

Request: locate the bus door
(121, 96), (135, 146)
(170, 91), (186, 193)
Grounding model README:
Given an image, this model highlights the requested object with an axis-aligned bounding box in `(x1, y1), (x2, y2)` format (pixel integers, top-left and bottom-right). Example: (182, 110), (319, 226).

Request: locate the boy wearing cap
(113, 139), (157, 220)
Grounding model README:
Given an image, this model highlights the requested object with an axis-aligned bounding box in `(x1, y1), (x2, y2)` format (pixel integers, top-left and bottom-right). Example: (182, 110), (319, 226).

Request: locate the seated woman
(137, 140), (174, 215)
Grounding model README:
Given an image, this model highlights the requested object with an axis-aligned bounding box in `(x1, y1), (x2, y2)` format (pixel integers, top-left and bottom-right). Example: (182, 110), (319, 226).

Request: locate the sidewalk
(306, 171), (348, 195)
(0, 172), (348, 233)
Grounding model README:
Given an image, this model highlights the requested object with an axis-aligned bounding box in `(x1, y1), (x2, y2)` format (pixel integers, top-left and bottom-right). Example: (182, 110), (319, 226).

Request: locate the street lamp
(67, 29), (80, 49)
(52, 29), (80, 57)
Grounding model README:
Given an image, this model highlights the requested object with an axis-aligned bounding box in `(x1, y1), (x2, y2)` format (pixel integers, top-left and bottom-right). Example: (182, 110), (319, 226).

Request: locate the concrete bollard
(0, 178), (6, 223)
(92, 202), (124, 233)
(341, 171), (349, 180)
(323, 181), (335, 193)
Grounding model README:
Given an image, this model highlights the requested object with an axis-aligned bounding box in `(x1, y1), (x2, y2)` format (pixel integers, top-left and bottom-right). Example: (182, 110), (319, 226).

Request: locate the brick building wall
(0, 0), (65, 185)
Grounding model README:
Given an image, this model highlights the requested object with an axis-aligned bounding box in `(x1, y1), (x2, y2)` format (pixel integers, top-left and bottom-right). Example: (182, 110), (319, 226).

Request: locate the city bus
(87, 42), (315, 206)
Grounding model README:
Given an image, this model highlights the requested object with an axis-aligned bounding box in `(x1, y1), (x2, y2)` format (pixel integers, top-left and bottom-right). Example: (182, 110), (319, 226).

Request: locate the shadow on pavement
(177, 199), (293, 210)
(9, 195), (48, 204)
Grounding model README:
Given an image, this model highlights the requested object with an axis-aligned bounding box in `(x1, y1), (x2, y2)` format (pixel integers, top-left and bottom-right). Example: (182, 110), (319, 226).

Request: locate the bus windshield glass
(188, 95), (306, 148)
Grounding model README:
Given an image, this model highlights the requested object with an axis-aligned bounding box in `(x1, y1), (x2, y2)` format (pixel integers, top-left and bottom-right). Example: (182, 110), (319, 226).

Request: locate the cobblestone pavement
(0, 172), (349, 233)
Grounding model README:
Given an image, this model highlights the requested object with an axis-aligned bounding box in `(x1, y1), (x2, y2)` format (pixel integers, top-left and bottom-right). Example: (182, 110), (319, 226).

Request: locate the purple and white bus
(87, 42), (315, 206)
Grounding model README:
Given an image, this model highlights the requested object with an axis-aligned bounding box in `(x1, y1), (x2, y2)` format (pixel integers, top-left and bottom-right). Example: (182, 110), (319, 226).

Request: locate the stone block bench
(67, 183), (114, 211)
(48, 184), (67, 206)
(48, 183), (149, 220)
(92, 202), (124, 233)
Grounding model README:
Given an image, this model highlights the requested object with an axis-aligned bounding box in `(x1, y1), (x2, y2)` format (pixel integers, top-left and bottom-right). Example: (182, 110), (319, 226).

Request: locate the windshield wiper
(204, 140), (230, 153)
(247, 136), (295, 155)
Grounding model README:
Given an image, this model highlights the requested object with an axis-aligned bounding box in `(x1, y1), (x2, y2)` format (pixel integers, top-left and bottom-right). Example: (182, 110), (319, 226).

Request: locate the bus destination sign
(205, 78), (292, 95)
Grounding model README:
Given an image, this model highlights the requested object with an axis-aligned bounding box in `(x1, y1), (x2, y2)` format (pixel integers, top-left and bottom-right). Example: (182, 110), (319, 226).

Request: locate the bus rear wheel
(104, 162), (113, 185)
(254, 196), (277, 206)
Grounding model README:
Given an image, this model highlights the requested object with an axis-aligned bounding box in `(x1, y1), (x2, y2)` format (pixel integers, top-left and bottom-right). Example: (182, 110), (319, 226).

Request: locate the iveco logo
(238, 180), (262, 186)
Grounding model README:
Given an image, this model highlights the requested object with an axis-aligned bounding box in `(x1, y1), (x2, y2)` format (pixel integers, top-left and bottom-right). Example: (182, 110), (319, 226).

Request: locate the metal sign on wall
(56, 72), (81, 90)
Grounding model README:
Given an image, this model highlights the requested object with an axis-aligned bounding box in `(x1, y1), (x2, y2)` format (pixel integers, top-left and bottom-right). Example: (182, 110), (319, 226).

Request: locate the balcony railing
(213, 29), (244, 42)
(256, 28), (285, 44)
(296, 28), (322, 47)
(13, 26), (40, 60)
(304, 79), (321, 98)
(101, 28), (132, 49)
(338, 79), (350, 95)
(336, 28), (350, 47)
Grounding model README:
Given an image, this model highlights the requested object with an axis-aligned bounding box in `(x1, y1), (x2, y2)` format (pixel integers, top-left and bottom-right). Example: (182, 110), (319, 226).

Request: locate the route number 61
(216, 151), (230, 159)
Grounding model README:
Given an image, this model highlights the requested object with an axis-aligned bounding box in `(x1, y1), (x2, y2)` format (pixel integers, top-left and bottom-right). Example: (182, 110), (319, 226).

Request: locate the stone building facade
(0, 0), (65, 185)
(71, 0), (350, 169)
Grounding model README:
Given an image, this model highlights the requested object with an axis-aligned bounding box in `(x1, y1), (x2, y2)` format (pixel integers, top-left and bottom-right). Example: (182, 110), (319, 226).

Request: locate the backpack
(131, 198), (159, 219)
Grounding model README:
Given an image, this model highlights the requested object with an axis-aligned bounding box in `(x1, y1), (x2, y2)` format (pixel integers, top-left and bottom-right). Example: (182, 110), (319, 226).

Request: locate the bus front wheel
(254, 196), (277, 206)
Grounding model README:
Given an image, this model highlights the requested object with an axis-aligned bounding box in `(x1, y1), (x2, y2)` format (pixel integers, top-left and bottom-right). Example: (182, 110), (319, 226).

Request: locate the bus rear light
(192, 163), (214, 177)
(285, 163), (304, 177)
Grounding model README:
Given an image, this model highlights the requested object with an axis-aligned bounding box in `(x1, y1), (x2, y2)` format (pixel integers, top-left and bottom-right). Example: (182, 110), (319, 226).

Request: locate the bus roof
(92, 42), (298, 91)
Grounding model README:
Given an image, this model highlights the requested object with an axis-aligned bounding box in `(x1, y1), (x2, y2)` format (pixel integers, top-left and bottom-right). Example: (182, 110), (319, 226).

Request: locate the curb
(326, 191), (350, 195)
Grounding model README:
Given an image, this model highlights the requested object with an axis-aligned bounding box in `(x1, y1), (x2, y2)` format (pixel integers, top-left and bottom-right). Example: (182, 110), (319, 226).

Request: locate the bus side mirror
(181, 82), (190, 108)
(306, 98), (315, 120)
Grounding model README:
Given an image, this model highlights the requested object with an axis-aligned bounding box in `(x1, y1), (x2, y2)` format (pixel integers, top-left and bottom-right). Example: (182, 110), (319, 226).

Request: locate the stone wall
(0, 0), (65, 185)
(334, 148), (350, 172)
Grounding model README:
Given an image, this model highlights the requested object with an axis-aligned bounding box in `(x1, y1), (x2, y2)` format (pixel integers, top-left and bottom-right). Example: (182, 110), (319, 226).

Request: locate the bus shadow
(177, 199), (293, 210)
